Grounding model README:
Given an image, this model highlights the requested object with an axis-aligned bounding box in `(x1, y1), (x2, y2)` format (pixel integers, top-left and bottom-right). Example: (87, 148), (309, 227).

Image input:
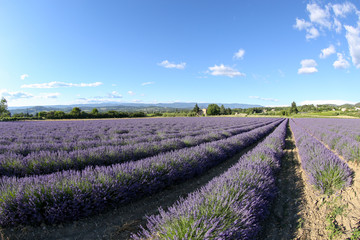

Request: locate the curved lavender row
(290, 120), (353, 194)
(293, 118), (360, 164)
(0, 120), (263, 156)
(0, 120), (283, 227)
(133, 120), (287, 240)
(0, 118), (275, 155)
(0, 120), (277, 178)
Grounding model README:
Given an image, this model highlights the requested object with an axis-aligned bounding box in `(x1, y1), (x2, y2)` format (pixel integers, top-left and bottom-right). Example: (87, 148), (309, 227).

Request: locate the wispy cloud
(307, 3), (331, 29)
(249, 96), (279, 102)
(141, 81), (155, 86)
(332, 2), (357, 18)
(75, 98), (123, 104)
(300, 99), (356, 106)
(128, 91), (135, 96)
(40, 93), (61, 99)
(21, 81), (103, 89)
(298, 59), (318, 74)
(20, 74), (29, 80)
(158, 60), (186, 69)
(108, 91), (123, 98)
(344, 24), (360, 68)
(208, 64), (245, 78)
(0, 89), (61, 100)
(233, 49), (245, 60)
(319, 44), (336, 58)
(0, 89), (33, 99)
(293, 18), (319, 40)
(333, 53), (350, 69)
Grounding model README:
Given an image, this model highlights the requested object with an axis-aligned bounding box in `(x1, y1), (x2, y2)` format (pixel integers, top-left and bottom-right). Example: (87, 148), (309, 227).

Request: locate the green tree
(193, 103), (200, 113)
(70, 107), (81, 117)
(226, 108), (232, 115)
(38, 111), (48, 118)
(220, 105), (226, 115)
(207, 104), (220, 115)
(91, 108), (99, 115)
(289, 101), (299, 114)
(54, 111), (66, 119)
(0, 98), (10, 117)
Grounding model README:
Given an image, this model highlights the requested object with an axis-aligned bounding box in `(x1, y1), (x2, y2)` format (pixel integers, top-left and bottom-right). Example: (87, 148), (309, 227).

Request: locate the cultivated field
(0, 117), (359, 239)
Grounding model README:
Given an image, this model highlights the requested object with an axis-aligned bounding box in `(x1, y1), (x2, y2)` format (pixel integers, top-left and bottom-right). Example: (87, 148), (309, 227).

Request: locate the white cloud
(41, 93), (61, 99)
(132, 99), (142, 103)
(20, 74), (29, 80)
(21, 81), (103, 89)
(333, 53), (350, 69)
(293, 18), (320, 40)
(307, 3), (331, 29)
(249, 96), (279, 102)
(298, 59), (318, 74)
(333, 18), (342, 33)
(0, 89), (63, 101)
(306, 27), (320, 39)
(233, 49), (245, 59)
(208, 64), (245, 78)
(141, 82), (155, 86)
(319, 45), (336, 58)
(75, 98), (123, 104)
(108, 91), (122, 98)
(128, 91), (135, 96)
(332, 2), (357, 18)
(300, 100), (356, 106)
(0, 89), (33, 99)
(158, 60), (186, 69)
(294, 18), (312, 30)
(344, 25), (360, 68)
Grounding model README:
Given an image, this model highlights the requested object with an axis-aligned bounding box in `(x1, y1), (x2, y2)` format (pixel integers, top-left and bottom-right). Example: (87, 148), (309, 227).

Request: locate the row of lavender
(292, 118), (360, 164)
(290, 120), (353, 194)
(133, 119), (287, 239)
(0, 120), (277, 177)
(0, 119), (283, 226)
(0, 118), (275, 155)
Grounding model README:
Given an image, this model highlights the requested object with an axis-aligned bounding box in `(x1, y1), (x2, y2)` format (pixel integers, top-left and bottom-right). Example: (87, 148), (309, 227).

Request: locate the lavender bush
(0, 118), (277, 177)
(293, 118), (360, 164)
(132, 120), (287, 239)
(290, 120), (353, 194)
(0, 119), (283, 226)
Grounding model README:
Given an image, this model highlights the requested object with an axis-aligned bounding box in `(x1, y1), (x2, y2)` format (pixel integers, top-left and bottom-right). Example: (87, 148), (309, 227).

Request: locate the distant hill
(8, 102), (263, 115)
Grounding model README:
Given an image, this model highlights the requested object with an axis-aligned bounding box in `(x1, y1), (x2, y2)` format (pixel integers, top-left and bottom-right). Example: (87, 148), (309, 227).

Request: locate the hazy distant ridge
(8, 102), (263, 115)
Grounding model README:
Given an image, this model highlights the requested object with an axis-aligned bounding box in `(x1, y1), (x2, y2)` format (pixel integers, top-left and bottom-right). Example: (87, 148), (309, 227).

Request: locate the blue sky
(0, 0), (359, 107)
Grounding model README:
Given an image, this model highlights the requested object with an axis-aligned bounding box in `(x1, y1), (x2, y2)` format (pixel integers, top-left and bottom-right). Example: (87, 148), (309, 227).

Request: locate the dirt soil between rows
(261, 123), (360, 240)
(1, 130), (272, 240)
(298, 124), (360, 239)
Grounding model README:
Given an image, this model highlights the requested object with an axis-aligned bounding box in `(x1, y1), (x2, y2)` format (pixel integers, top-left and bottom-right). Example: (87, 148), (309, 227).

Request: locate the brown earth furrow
(291, 120), (360, 239)
(261, 122), (329, 240)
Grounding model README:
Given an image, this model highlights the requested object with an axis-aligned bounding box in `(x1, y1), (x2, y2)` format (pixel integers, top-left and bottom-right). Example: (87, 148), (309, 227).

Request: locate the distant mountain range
(8, 102), (263, 115)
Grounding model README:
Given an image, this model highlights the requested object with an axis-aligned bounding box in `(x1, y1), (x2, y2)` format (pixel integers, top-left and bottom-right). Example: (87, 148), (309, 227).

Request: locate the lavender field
(1, 117), (359, 239)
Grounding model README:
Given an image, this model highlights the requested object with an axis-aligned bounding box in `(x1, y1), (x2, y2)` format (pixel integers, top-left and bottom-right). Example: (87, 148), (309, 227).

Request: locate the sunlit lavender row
(292, 118), (360, 164)
(133, 120), (287, 239)
(0, 120), (276, 178)
(290, 120), (353, 194)
(0, 118), (275, 155)
(0, 119), (282, 226)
